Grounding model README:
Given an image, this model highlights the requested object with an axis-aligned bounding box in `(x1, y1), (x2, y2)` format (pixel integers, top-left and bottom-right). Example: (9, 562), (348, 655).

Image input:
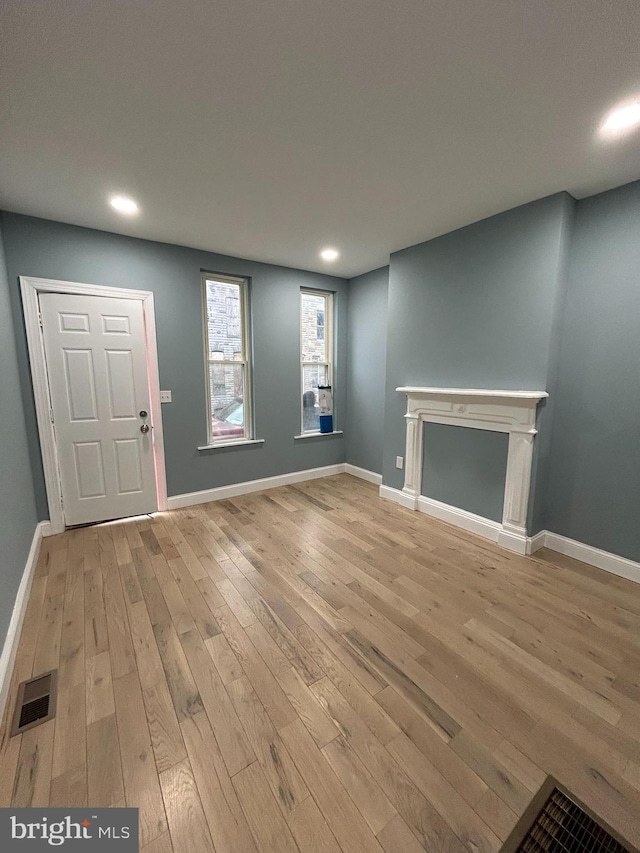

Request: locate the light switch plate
(396, 456), (404, 469)
(160, 390), (172, 403)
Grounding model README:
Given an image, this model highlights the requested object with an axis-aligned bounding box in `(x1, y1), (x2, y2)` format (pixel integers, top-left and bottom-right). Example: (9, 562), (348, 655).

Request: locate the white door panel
(64, 349), (99, 421)
(105, 349), (137, 418)
(40, 292), (157, 525)
(114, 438), (144, 494)
(73, 441), (106, 498)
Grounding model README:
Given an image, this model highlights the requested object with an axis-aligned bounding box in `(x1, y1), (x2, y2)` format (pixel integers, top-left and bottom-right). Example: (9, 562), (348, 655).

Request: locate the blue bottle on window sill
(317, 385), (333, 433)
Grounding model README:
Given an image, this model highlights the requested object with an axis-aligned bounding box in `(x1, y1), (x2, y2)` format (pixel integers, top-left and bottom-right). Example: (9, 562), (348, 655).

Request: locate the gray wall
(545, 181), (640, 561)
(3, 180), (639, 567)
(1, 213), (348, 519)
(422, 424), (508, 522)
(0, 219), (39, 650)
(345, 267), (388, 474)
(526, 194), (575, 534)
(382, 193), (572, 520)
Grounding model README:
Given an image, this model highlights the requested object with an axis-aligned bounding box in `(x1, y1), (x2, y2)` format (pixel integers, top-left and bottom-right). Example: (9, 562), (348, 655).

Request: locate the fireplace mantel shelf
(396, 386), (548, 400)
(393, 385), (549, 555)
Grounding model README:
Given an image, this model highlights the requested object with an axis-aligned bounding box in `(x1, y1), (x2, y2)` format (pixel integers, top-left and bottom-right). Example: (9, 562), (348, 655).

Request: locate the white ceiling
(1, 0), (640, 278)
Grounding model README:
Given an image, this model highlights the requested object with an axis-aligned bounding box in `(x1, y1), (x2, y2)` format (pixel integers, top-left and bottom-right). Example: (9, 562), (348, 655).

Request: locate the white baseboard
(166, 464), (346, 510)
(543, 531), (640, 585)
(527, 530), (547, 555)
(40, 520), (54, 538)
(496, 529), (529, 556)
(379, 484), (418, 510)
(165, 469), (640, 587)
(378, 484), (640, 584)
(380, 485), (529, 555)
(417, 493), (506, 542)
(0, 521), (47, 728)
(344, 464), (383, 486)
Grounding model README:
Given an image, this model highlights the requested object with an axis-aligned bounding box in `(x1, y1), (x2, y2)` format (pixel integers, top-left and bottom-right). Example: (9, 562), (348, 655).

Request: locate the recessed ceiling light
(109, 195), (139, 215)
(320, 247), (339, 262)
(600, 101), (640, 136)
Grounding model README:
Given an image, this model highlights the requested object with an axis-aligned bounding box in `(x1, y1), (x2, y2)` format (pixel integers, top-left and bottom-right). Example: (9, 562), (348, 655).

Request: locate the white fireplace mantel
(392, 386), (548, 554)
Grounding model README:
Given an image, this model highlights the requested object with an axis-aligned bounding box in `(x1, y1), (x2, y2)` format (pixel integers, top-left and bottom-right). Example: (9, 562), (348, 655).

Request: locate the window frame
(202, 272), (253, 446)
(299, 288), (334, 434)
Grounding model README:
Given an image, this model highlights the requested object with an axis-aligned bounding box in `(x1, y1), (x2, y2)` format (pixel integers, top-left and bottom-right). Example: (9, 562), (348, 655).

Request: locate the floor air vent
(11, 670), (57, 736)
(502, 779), (634, 853)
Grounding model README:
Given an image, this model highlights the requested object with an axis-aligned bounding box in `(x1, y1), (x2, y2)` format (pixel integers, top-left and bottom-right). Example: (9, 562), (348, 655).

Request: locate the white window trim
(294, 430), (343, 440)
(202, 272), (253, 446)
(300, 288), (334, 435)
(198, 438), (265, 451)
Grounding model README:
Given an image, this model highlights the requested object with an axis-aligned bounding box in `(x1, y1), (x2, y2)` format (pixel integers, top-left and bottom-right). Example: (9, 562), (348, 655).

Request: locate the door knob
(140, 424), (150, 434)
(139, 410), (148, 418)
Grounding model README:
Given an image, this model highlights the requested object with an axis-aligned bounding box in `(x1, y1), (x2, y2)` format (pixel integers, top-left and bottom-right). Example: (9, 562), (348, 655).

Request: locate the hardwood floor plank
(141, 831), (174, 853)
(232, 761), (300, 853)
(215, 604), (298, 730)
(157, 575), (196, 636)
(86, 650), (115, 725)
(228, 675), (308, 814)
(179, 628), (255, 776)
(52, 680), (86, 780)
(152, 619), (203, 722)
(197, 576), (226, 611)
(206, 633), (243, 685)
(286, 796), (342, 853)
(386, 732), (501, 853)
(340, 600), (426, 660)
(121, 561), (144, 605)
(474, 787), (518, 842)
(50, 764), (87, 807)
(291, 609), (387, 695)
(245, 621), (339, 747)
(159, 758), (215, 853)
(58, 556), (86, 686)
(280, 718), (385, 853)
(293, 622), (400, 743)
(466, 617), (623, 725)
(249, 597), (324, 685)
(167, 556), (221, 638)
(376, 814), (427, 853)
(310, 676), (467, 853)
(491, 739), (546, 794)
(0, 734), (22, 807)
(322, 734), (397, 834)
(449, 729), (532, 814)
(345, 628), (461, 741)
(376, 686), (488, 808)
(84, 564), (109, 658)
(12, 719), (55, 807)
(127, 600), (187, 773)
(217, 577), (257, 627)
(180, 712), (259, 853)
(33, 593), (64, 676)
(87, 714), (125, 806)
(114, 671), (168, 847)
(1, 475), (639, 852)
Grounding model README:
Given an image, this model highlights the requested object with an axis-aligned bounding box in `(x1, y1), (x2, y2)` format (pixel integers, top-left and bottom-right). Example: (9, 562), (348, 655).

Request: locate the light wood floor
(2, 474), (640, 853)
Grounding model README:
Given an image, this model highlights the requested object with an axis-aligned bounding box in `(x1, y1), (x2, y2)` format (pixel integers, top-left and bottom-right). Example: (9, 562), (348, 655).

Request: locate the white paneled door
(40, 292), (158, 525)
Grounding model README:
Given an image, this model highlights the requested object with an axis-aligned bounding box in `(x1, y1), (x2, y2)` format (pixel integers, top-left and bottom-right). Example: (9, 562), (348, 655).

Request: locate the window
(300, 289), (333, 433)
(203, 273), (252, 444)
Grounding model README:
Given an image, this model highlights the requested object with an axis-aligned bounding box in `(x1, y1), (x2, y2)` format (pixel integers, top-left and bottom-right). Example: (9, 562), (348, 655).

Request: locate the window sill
(294, 430), (344, 440)
(198, 438), (265, 451)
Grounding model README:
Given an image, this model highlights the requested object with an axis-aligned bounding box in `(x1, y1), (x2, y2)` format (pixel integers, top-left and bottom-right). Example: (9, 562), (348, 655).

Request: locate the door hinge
(38, 310), (43, 329)
(50, 407), (54, 424)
